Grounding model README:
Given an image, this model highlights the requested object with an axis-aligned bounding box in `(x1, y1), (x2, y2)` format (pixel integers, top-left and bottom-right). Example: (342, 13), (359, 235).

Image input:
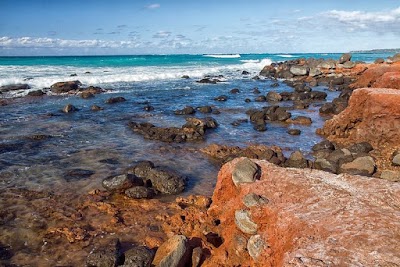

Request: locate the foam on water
(203, 54), (241, 58)
(277, 54), (298, 58)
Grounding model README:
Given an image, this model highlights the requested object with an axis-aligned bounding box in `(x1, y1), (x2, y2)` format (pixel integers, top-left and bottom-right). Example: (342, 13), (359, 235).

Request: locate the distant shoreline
(351, 48), (400, 54)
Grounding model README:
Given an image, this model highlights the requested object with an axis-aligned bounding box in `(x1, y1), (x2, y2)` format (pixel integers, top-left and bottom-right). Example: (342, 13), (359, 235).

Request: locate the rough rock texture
(50, 80), (81, 93)
(202, 158), (400, 266)
(350, 62), (400, 89)
(152, 235), (189, 267)
(318, 88), (400, 173)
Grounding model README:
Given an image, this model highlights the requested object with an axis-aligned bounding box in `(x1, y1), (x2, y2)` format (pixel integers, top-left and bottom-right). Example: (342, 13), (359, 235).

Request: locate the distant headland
(351, 48), (400, 53)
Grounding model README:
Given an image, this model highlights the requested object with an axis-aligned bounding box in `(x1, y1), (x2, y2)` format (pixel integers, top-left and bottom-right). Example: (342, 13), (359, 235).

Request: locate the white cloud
(324, 7), (400, 33)
(152, 31), (171, 38)
(146, 3), (160, 9)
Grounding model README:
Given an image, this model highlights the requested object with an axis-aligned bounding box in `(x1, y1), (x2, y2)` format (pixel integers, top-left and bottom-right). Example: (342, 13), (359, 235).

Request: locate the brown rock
(152, 235), (189, 267)
(50, 80), (81, 94)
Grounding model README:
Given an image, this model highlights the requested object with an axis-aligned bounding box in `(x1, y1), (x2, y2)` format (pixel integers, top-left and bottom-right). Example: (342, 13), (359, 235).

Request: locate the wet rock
(231, 119), (248, 127)
(181, 75), (190, 79)
(287, 129), (301, 135)
(102, 174), (141, 192)
(253, 123), (267, 132)
(152, 235), (189, 267)
(275, 109), (291, 121)
(125, 186), (155, 199)
(294, 83), (311, 93)
(70, 73), (77, 77)
(284, 150), (309, 168)
(290, 65), (309, 76)
(197, 106), (212, 113)
(338, 53), (352, 64)
(339, 156), (376, 176)
(62, 104), (77, 113)
(270, 82), (279, 88)
(245, 98), (251, 103)
(191, 247), (203, 267)
(232, 158), (260, 187)
(312, 140), (335, 151)
(86, 239), (123, 267)
(174, 106), (195, 115)
(259, 65), (276, 77)
(242, 70), (250, 75)
(230, 88), (240, 94)
(0, 83), (30, 92)
(147, 167), (185, 194)
(197, 78), (218, 84)
(266, 91), (282, 102)
(292, 101), (309, 110)
(243, 193), (268, 208)
(247, 235), (268, 261)
(144, 105), (154, 111)
(105, 96), (126, 104)
(214, 95), (228, 101)
(380, 170), (400, 182)
(121, 246), (155, 267)
(128, 161), (155, 178)
(81, 91), (95, 99)
(286, 116), (312, 125)
(0, 244), (13, 260)
(91, 105), (104, 111)
(253, 88), (261, 94)
(255, 95), (266, 102)
(50, 80), (81, 94)
(27, 90), (45, 96)
(234, 210), (258, 234)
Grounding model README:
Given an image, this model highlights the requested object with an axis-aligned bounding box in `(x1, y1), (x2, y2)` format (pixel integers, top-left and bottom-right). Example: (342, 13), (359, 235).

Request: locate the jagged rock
(152, 235), (189, 267)
(232, 158), (260, 187)
(121, 246), (155, 267)
(234, 210), (258, 234)
(181, 75), (190, 79)
(255, 95), (266, 102)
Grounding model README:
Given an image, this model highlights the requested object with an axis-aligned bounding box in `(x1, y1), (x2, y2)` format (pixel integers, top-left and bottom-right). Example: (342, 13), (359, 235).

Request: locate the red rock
(374, 71), (400, 89)
(350, 62), (400, 89)
(202, 158), (400, 266)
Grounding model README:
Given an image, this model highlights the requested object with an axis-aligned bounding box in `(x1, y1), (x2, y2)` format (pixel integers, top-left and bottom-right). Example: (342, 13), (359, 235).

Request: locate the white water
(203, 54), (241, 58)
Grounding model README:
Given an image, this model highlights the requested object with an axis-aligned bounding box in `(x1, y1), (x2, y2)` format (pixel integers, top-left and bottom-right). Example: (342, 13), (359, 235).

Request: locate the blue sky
(0, 0), (399, 55)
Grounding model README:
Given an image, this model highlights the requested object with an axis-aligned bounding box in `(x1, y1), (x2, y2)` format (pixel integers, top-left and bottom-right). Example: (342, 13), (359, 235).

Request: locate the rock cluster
(102, 161), (186, 198)
(128, 117), (218, 143)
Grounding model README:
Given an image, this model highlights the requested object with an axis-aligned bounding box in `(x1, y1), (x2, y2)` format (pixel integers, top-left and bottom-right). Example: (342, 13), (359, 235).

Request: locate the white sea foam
(0, 58), (272, 97)
(240, 59), (259, 63)
(203, 54), (241, 58)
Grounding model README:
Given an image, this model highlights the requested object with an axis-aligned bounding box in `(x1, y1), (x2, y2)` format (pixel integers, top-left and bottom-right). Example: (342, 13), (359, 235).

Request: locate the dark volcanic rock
(230, 88), (240, 94)
(174, 106), (195, 115)
(197, 78), (218, 84)
(50, 80), (81, 94)
(214, 95), (228, 101)
(122, 246), (155, 267)
(125, 186), (155, 199)
(0, 83), (30, 92)
(105, 96), (126, 104)
(27, 90), (45, 96)
(102, 174), (142, 192)
(144, 105), (154, 111)
(147, 167), (186, 195)
(86, 239), (123, 267)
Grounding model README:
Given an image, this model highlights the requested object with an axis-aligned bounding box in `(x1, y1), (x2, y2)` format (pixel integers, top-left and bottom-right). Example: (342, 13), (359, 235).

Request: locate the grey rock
(235, 210), (258, 234)
(247, 235), (268, 261)
(121, 246), (155, 267)
(191, 247), (202, 267)
(266, 91), (282, 102)
(86, 239), (122, 267)
(128, 161), (155, 178)
(284, 150), (309, 169)
(348, 142), (373, 155)
(309, 67), (322, 77)
(392, 151), (400, 166)
(232, 158), (260, 187)
(338, 53), (352, 64)
(0, 83), (30, 92)
(62, 104), (77, 113)
(290, 65), (309, 76)
(102, 174), (140, 192)
(287, 129), (301, 135)
(380, 170), (400, 182)
(174, 106), (195, 115)
(125, 186), (155, 199)
(314, 158), (338, 174)
(339, 156), (376, 176)
(341, 61), (356, 69)
(243, 193), (268, 208)
(152, 235), (189, 267)
(312, 140), (335, 151)
(317, 60), (336, 69)
(147, 167), (185, 194)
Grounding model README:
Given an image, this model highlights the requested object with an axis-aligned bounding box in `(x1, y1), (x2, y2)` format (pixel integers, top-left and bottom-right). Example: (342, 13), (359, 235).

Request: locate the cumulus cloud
(324, 7), (400, 33)
(146, 3), (160, 9)
(0, 36), (141, 49)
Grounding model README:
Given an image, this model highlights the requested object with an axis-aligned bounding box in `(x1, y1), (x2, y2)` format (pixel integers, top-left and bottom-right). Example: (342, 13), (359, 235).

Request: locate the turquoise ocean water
(0, 52), (393, 196)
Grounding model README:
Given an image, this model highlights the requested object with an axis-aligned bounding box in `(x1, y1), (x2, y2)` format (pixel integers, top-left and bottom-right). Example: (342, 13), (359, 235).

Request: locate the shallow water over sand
(0, 76), (338, 197)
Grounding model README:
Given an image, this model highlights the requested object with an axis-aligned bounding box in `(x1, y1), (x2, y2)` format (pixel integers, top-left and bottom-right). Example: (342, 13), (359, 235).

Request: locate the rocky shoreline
(1, 53), (400, 266)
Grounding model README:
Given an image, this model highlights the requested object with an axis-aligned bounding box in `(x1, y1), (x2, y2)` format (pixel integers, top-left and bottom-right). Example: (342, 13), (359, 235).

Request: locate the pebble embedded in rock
(243, 193), (268, 208)
(232, 158), (260, 187)
(234, 209), (258, 234)
(152, 235), (189, 267)
(247, 235), (268, 261)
